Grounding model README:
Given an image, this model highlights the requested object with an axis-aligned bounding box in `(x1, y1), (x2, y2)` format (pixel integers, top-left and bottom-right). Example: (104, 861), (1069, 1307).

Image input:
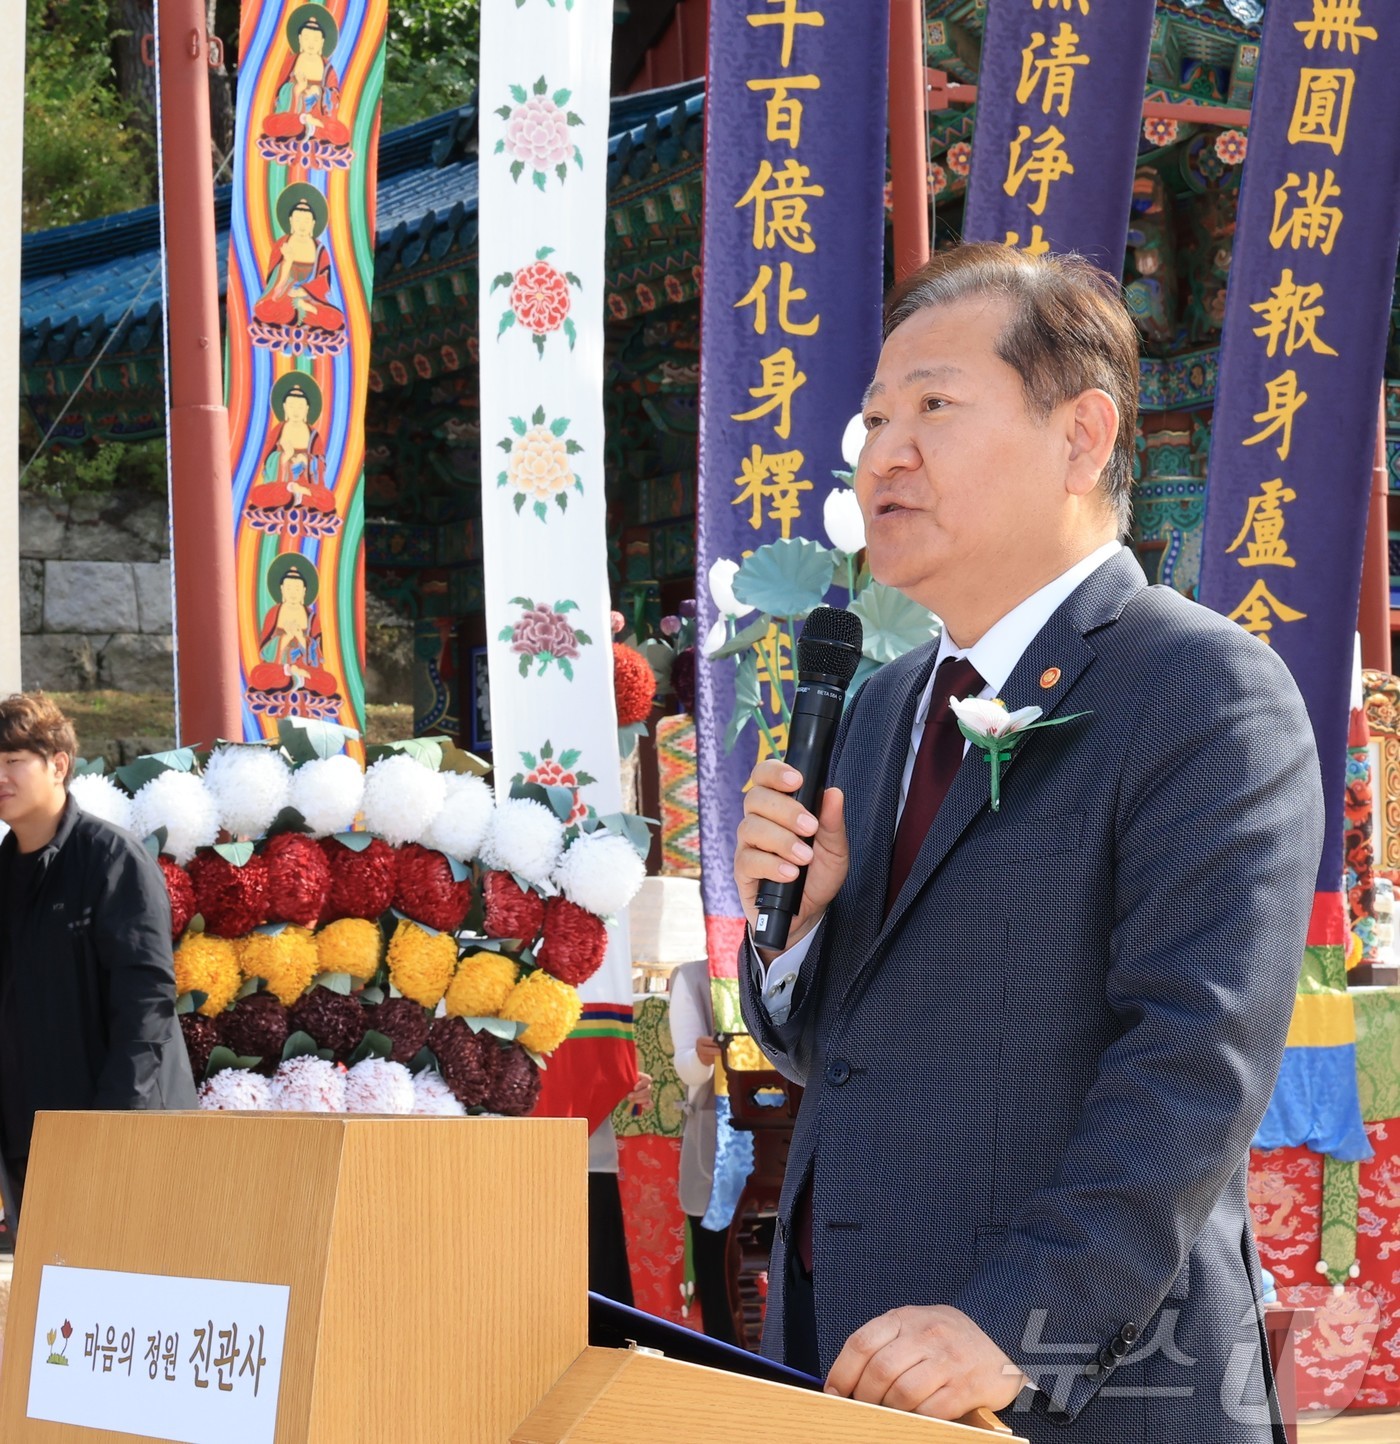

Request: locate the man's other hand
(825, 1305), (1028, 1419)
(733, 760), (848, 956)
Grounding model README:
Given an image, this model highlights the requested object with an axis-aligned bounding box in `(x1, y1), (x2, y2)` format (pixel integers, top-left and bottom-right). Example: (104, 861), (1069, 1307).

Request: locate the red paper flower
(539, 896), (608, 987)
(187, 852), (270, 939)
(483, 870), (545, 943)
(289, 987), (369, 1060)
(180, 1013), (221, 1078)
(319, 837), (397, 923)
(483, 1039), (541, 1117)
(364, 996), (430, 1064)
(217, 992), (289, 1075)
(159, 857), (197, 940)
(263, 833), (333, 929)
(427, 1016), (489, 1109)
(613, 643), (657, 726)
(393, 843), (474, 934)
(510, 260), (572, 335)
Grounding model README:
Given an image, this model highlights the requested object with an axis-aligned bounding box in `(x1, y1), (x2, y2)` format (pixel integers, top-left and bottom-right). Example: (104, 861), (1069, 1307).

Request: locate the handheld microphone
(753, 605), (864, 950)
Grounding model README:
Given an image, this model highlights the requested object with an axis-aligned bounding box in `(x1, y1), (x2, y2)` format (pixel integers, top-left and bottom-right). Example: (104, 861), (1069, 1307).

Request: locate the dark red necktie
(794, 655), (983, 1276)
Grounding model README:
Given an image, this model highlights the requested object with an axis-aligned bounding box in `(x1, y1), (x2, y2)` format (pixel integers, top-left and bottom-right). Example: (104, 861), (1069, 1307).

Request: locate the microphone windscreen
(797, 606), (863, 685)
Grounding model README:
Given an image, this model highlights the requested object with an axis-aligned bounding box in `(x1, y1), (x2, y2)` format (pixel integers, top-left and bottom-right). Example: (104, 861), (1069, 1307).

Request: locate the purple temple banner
(963, 0), (1156, 271)
(695, 0), (887, 1013)
(1198, 0), (1400, 895)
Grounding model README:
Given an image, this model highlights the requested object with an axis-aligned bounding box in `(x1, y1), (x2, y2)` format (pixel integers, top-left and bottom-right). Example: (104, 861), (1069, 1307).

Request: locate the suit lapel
(840, 551), (1148, 1005)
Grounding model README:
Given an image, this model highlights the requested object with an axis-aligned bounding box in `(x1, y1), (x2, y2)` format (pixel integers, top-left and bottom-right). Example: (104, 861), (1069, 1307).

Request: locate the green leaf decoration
(533, 500), (548, 521)
(595, 812), (654, 859)
(518, 654), (532, 679)
(550, 416), (570, 436)
(494, 138), (505, 154)
(514, 493), (527, 515)
(494, 104), (512, 119)
(566, 112), (582, 127)
(557, 748), (579, 767)
(533, 170), (547, 193)
(332, 831), (374, 853)
(556, 493), (569, 514)
(509, 596), (535, 608)
(313, 972), (353, 996)
(849, 583), (939, 664)
(510, 415), (527, 436)
(510, 84), (527, 103)
(533, 75), (548, 95)
(408, 1047), (436, 1075)
(359, 986), (386, 1007)
(499, 627), (516, 643)
(440, 743), (491, 778)
(278, 717), (358, 763)
(572, 629), (591, 646)
(555, 162), (568, 184)
(563, 318), (577, 349)
(555, 599), (578, 613)
(617, 722), (647, 758)
(281, 1031), (321, 1062)
(386, 736), (447, 771)
(236, 976), (264, 1001)
(533, 334), (545, 358)
(73, 756), (107, 777)
(498, 310), (516, 338)
(564, 439), (582, 455)
(266, 806), (310, 837)
(559, 658), (575, 682)
(565, 272), (581, 288)
(733, 538), (838, 619)
(203, 1046), (246, 1081)
(574, 146), (583, 168)
(523, 750), (539, 768)
(510, 159), (524, 183)
(531, 405), (546, 426)
(141, 827), (168, 859)
(446, 854), (471, 883)
(213, 840), (255, 867)
(115, 756), (173, 794)
(535, 245), (554, 259)
(345, 1030), (393, 1067)
(708, 612), (771, 661)
(553, 89), (572, 106)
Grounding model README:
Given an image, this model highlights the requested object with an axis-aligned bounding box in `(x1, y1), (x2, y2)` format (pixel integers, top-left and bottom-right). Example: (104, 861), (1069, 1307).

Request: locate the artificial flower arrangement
(705, 447), (942, 756)
(67, 720), (649, 1119)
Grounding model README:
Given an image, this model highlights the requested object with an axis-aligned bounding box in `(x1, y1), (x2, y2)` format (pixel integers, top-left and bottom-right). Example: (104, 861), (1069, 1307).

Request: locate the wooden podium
(0, 1112), (1024, 1442)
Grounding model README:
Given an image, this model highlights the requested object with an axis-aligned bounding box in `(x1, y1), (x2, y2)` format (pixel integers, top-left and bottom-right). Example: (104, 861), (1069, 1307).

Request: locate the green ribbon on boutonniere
(949, 696), (1091, 812)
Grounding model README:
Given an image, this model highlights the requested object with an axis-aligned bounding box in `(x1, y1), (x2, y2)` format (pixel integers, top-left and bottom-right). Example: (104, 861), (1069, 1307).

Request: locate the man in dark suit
(734, 244), (1323, 1441)
(0, 692), (197, 1234)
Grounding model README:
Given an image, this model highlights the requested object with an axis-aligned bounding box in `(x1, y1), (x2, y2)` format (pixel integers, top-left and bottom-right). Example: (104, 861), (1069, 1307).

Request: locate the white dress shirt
(757, 540), (1123, 1024)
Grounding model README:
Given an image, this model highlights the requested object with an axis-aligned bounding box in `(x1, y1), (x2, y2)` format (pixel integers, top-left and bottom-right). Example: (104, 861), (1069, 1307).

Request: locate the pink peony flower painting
(494, 77), (584, 190)
(500, 598), (594, 681)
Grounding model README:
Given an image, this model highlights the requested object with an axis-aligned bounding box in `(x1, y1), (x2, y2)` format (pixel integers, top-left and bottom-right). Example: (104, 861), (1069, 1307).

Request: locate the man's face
(0, 749), (67, 830)
(854, 294), (1083, 620)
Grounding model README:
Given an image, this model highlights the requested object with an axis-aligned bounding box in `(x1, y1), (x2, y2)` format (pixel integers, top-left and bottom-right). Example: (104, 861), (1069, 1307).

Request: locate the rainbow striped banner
(225, 1), (387, 744)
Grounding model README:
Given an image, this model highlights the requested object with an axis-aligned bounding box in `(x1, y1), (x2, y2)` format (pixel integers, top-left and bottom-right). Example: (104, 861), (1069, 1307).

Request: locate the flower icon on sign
(497, 407), (584, 522)
(494, 76), (583, 190)
(45, 1319), (73, 1365)
(491, 247), (581, 357)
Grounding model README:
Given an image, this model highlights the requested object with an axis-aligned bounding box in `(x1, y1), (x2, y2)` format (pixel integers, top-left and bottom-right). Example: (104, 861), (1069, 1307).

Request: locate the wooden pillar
(1359, 387), (1392, 673)
(0, 1), (25, 696)
(888, 0), (930, 282)
(156, 0), (243, 745)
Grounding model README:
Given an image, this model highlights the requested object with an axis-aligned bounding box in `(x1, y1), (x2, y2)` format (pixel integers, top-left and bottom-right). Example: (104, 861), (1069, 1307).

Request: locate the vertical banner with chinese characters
(696, 0), (888, 1025)
(478, 0), (635, 1130)
(963, 0), (1156, 269)
(226, 0), (388, 743)
(1199, 0), (1400, 1163)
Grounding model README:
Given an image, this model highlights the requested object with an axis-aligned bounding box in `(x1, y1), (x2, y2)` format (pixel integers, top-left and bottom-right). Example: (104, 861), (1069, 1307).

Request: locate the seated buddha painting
(244, 372), (342, 539)
(245, 553), (345, 722)
(258, 4), (354, 171)
(250, 183), (348, 358)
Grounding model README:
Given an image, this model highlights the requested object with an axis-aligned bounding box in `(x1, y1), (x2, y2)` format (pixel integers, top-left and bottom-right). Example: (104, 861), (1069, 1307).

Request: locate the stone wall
(19, 489), (174, 693)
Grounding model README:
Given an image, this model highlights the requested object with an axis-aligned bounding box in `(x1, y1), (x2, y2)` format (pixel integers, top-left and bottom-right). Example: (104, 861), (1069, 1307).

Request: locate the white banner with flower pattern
(478, 0), (632, 1083)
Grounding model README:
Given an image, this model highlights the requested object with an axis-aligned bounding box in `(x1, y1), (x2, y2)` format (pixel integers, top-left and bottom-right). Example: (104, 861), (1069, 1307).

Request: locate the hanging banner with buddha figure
(478, 0), (636, 1131)
(695, 0), (889, 1031)
(1198, 0), (1400, 1162)
(225, 0), (388, 743)
(963, 0), (1156, 273)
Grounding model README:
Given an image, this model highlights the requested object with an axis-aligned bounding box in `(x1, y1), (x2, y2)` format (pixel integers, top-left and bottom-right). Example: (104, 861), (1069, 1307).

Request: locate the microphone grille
(797, 606), (864, 685)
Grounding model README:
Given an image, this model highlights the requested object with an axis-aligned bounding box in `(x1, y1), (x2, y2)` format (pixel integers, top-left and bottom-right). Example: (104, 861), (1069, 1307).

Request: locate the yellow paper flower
(499, 969), (582, 1055)
(239, 926), (319, 1006)
(174, 933), (241, 1017)
(315, 918), (383, 983)
(444, 951), (520, 1019)
(387, 920), (458, 1008)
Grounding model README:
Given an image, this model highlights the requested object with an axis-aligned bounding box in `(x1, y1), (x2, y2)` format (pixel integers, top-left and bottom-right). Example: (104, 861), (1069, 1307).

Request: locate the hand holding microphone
(733, 606), (863, 955)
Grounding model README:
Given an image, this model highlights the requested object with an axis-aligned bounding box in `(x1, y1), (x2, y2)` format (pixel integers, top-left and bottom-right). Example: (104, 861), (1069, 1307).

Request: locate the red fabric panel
(617, 1133), (702, 1330)
(532, 1035), (637, 1134)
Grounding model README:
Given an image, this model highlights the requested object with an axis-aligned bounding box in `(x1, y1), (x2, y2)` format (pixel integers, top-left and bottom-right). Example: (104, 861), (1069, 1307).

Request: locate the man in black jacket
(0, 692), (196, 1233)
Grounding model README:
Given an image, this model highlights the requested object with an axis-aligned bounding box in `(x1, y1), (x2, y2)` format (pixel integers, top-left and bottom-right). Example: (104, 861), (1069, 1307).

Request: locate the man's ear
(53, 752), (72, 787)
(1064, 389), (1119, 498)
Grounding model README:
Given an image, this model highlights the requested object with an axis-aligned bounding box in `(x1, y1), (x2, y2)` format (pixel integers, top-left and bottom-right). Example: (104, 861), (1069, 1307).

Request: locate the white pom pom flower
(69, 773), (135, 834)
(360, 754), (446, 847)
(481, 797), (565, 886)
(268, 1055), (346, 1112)
(555, 832), (646, 919)
(344, 1057), (415, 1114)
(202, 744), (291, 840)
(288, 754), (365, 838)
(199, 1069), (272, 1111)
(0, 819), (8, 843)
(421, 773), (495, 861)
(130, 770), (220, 865)
(411, 1069), (466, 1117)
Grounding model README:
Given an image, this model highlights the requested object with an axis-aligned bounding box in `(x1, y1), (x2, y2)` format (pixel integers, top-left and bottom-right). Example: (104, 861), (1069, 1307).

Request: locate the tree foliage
(23, 3), (154, 231)
(382, 0), (481, 132)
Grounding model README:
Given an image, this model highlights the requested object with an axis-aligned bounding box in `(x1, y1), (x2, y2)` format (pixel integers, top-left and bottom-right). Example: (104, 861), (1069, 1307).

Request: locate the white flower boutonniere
(949, 696), (1090, 812)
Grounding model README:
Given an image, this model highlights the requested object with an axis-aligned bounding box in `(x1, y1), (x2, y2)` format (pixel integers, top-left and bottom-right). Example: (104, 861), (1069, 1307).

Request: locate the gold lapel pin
(1040, 666), (1062, 689)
